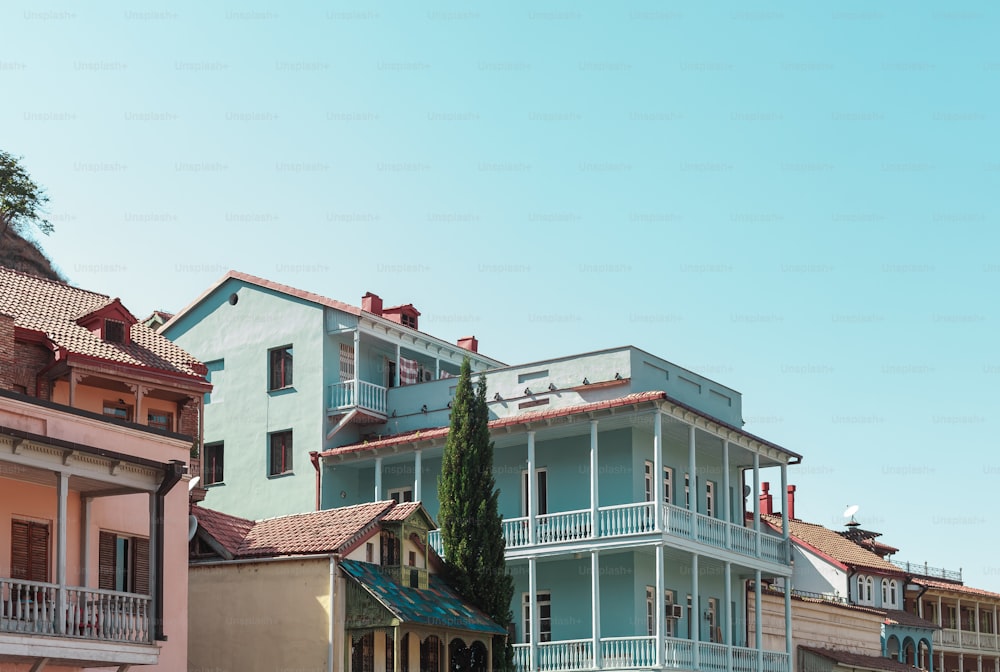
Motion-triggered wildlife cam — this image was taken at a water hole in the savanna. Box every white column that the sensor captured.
[55,471,68,634]
[753,453,761,558]
[394,344,401,387]
[435,358,440,380]
[784,574,793,658]
[978,655,983,672]
[653,412,663,531]
[374,457,383,501]
[354,329,361,398]
[688,425,697,512]
[414,450,422,501]
[529,557,538,671]
[590,421,599,539]
[592,550,602,668]
[724,561,733,672]
[655,545,664,666]
[692,554,700,669]
[939,595,944,627]
[780,462,790,564]
[722,440,731,525]
[80,496,92,586]
[755,570,763,671]
[977,601,982,647]
[527,431,536,545]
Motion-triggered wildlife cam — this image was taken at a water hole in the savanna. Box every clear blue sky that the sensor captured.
[5,2,999,590]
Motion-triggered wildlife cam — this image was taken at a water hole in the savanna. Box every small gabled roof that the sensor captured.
[340,559,507,635]
[882,609,940,630]
[0,265,209,382]
[761,514,904,575]
[911,577,1000,601]
[800,646,923,672]
[190,505,254,556]
[381,501,427,523]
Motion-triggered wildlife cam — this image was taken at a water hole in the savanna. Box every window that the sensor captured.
[147,411,173,432]
[644,461,654,502]
[204,442,224,485]
[12,384,27,395]
[881,578,889,605]
[889,580,898,608]
[687,594,694,639]
[104,319,125,344]
[340,343,355,381]
[351,632,374,672]
[685,473,690,508]
[857,574,875,605]
[707,597,718,642]
[103,401,133,422]
[10,520,49,582]
[401,313,417,329]
[381,530,400,565]
[268,430,293,476]
[664,467,673,505]
[946,605,957,629]
[99,531,149,594]
[408,551,416,567]
[205,359,224,404]
[706,481,716,518]
[388,487,413,503]
[268,345,293,390]
[365,543,374,563]
[646,586,656,636]
[665,590,676,637]
[523,592,551,643]
[522,469,548,516]
[420,635,441,671]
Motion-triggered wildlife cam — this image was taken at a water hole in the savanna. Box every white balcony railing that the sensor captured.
[328,380,387,416]
[601,636,655,669]
[1,578,152,644]
[663,636,694,669]
[699,641,730,672]
[537,510,592,544]
[599,502,655,537]
[538,639,593,670]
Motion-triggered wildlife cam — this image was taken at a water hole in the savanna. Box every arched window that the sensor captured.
[882,578,889,605]
[865,576,875,604]
[857,574,872,603]
[889,580,898,607]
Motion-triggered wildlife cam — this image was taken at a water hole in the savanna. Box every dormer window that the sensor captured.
[401,313,417,329]
[105,319,126,344]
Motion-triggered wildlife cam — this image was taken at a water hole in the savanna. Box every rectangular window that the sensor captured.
[340,343,355,381]
[646,586,656,636]
[665,590,676,637]
[103,401,133,422]
[664,467,673,505]
[99,531,149,594]
[685,473,690,508]
[204,442,224,485]
[523,592,552,643]
[147,411,173,432]
[365,543,374,563]
[644,461,654,502]
[706,481,716,518]
[388,487,414,503]
[104,319,125,344]
[205,359,224,404]
[10,520,49,582]
[401,313,417,329]
[268,345,293,390]
[521,469,548,516]
[707,597,718,642]
[408,551,416,567]
[268,430,293,476]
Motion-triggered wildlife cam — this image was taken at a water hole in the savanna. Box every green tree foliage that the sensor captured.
[439,357,515,671]
[0,151,53,240]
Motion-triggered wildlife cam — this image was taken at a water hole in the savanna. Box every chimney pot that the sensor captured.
[759,481,773,516]
[786,485,796,520]
[362,292,383,316]
[457,336,479,353]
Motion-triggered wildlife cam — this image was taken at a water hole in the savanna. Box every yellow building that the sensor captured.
[188,500,505,672]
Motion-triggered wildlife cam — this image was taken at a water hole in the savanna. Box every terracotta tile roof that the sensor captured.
[883,609,940,630]
[323,391,671,456]
[761,514,904,575]
[0,265,209,382]
[340,559,506,635]
[191,504,254,555]
[381,501,424,522]
[193,501,399,558]
[912,577,1000,601]
[800,646,924,672]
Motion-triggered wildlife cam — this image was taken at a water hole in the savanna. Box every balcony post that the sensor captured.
[722,440,731,549]
[590,421,599,539]
[592,550,601,669]
[753,453,761,558]
[354,329,361,400]
[653,411,663,532]
[692,553,700,669]
[754,570,763,668]
[724,561,733,671]
[688,425,696,513]
[939,595,943,628]
[977,601,982,647]
[55,471,69,634]
[529,556,538,671]
[414,450,422,501]
[527,431,536,545]
[785,575,793,661]
[394,344,401,387]
[80,495,92,587]
[780,462,789,563]
[655,544,664,667]
[375,457,383,502]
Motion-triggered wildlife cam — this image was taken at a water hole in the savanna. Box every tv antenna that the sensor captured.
[843,504,860,528]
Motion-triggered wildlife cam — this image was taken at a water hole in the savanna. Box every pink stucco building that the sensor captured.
[0,266,210,671]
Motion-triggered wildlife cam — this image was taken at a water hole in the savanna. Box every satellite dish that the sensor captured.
[743,485,752,498]
[188,476,201,492]
[843,504,859,518]
[188,514,199,541]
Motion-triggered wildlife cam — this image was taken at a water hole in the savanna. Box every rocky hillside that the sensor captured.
[0,229,64,281]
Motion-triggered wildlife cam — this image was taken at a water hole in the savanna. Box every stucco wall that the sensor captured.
[188,557,331,672]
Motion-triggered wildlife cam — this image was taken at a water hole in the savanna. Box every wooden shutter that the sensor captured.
[339,343,355,380]
[133,537,150,595]
[99,531,117,590]
[11,520,49,582]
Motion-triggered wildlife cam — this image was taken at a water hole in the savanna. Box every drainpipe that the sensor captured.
[310,452,322,511]
[154,460,186,641]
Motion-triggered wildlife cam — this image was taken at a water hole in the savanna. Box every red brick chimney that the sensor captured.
[786,485,796,520]
[759,482,773,515]
[457,336,478,353]
[361,292,383,316]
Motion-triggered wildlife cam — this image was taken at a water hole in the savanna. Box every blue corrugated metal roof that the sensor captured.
[340,559,506,635]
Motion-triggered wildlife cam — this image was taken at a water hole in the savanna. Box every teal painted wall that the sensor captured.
[164,279,326,520]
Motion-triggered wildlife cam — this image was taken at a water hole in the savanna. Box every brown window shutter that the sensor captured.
[10,520,30,580]
[99,531,117,590]
[133,537,150,595]
[29,523,49,583]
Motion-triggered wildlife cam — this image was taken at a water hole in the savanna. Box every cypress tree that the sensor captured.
[439,357,515,671]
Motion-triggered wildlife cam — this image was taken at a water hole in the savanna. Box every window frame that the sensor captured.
[10,519,50,583]
[268,430,293,476]
[522,591,552,643]
[388,487,414,503]
[268,345,294,391]
[521,468,548,516]
[664,466,673,505]
[204,442,225,485]
[103,401,134,422]
[646,586,656,636]
[146,410,174,432]
[706,480,716,518]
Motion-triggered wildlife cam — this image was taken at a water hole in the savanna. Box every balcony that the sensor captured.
[328,380,388,417]
[892,559,962,582]
[1,578,152,644]
[428,502,787,566]
[510,636,790,672]
[937,628,1000,651]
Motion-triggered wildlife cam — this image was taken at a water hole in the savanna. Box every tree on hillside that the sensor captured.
[439,357,515,672]
[0,151,53,240]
